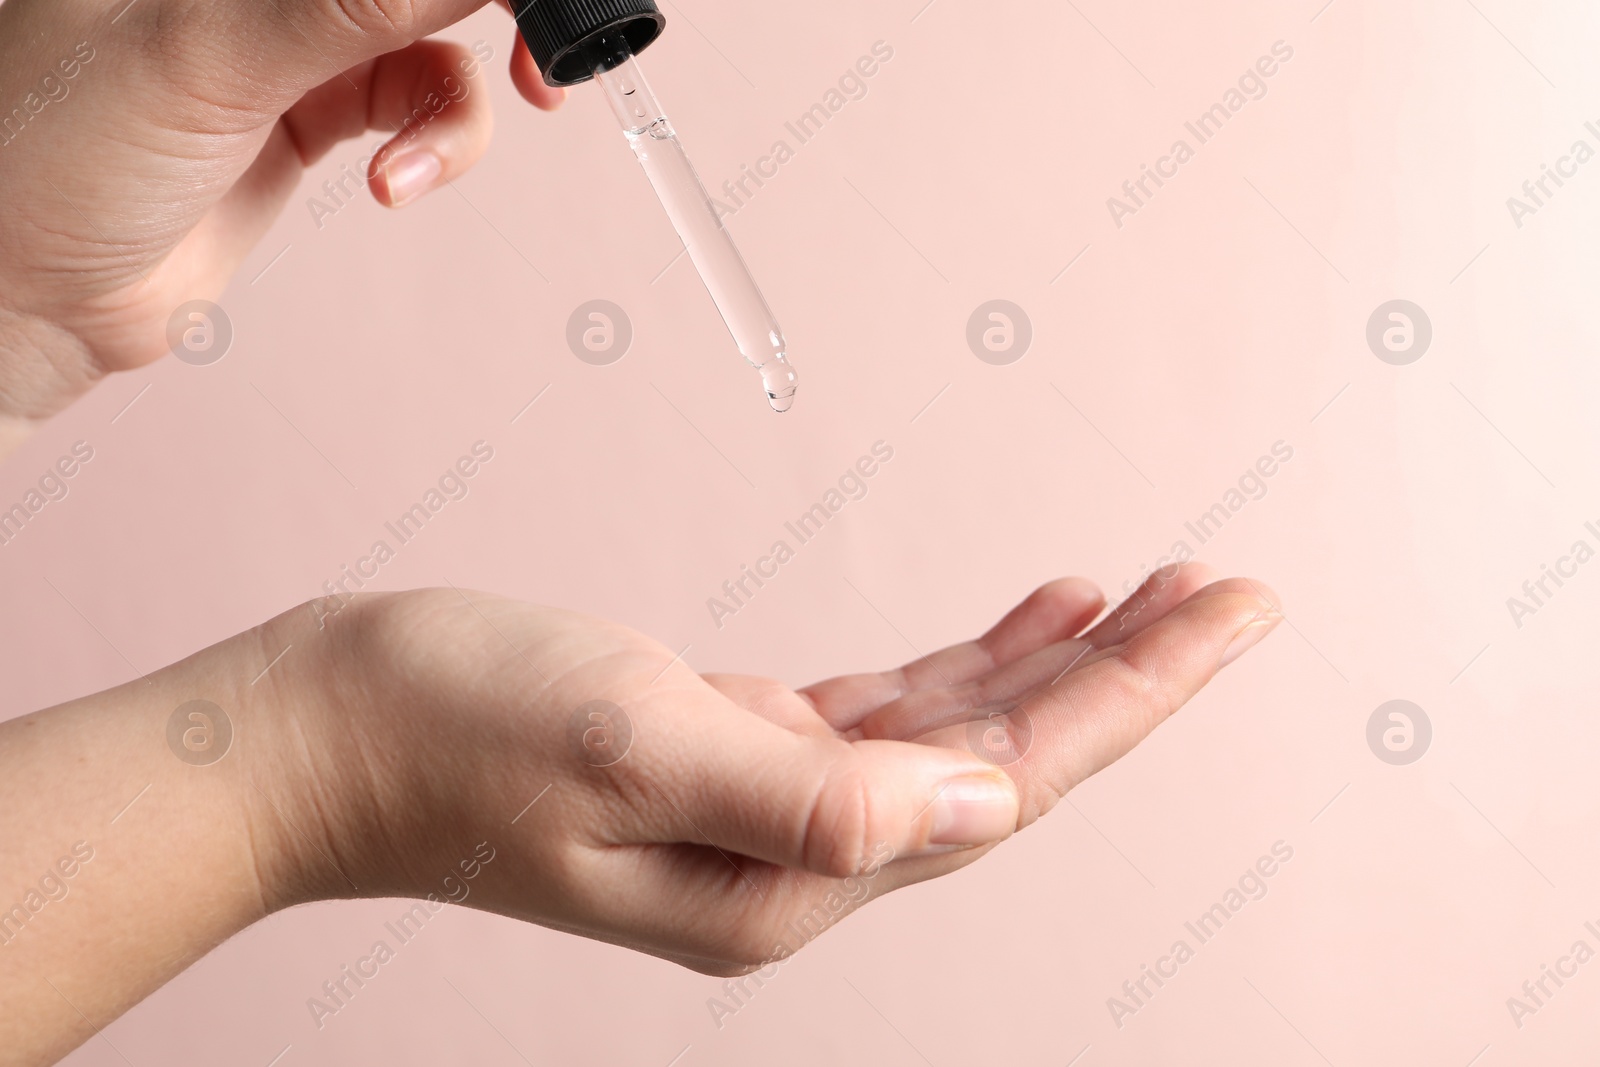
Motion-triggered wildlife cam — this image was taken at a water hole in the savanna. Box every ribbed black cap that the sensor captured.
[513,0,667,87]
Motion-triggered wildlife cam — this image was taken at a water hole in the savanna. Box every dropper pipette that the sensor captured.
[588,39,798,413]
[508,1,797,413]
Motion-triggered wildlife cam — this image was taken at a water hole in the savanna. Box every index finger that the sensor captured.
[800,577,1106,731]
[914,579,1282,826]
[497,0,569,108]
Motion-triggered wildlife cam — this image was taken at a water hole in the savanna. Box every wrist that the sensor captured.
[239,592,481,913]
[233,596,380,912]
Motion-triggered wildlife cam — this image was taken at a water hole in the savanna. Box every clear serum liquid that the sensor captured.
[593,51,799,413]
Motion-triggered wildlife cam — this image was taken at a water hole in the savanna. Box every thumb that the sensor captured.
[661,724,1021,879]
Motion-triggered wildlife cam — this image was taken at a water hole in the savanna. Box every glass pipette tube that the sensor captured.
[590,44,798,413]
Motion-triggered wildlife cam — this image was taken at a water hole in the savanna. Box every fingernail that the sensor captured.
[1219,610,1282,669]
[925,775,1017,850]
[380,150,442,206]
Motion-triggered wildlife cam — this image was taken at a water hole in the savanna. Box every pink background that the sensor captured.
[5,0,1599,1062]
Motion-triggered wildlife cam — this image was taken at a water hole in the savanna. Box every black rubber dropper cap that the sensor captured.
[513,0,667,87]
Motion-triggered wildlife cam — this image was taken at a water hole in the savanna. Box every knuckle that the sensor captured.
[1098,646,1169,719]
[329,0,418,41]
[801,752,873,880]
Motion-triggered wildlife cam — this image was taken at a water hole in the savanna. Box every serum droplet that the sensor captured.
[760,354,798,413]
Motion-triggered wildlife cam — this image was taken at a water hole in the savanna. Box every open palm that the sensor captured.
[275,563,1278,976]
